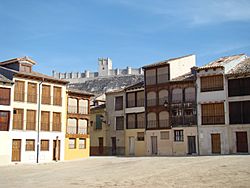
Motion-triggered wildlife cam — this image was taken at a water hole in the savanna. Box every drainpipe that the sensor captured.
[36,79,43,163]
[195,81,200,156]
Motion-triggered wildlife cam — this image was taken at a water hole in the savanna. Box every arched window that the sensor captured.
[172,88,182,103]
[185,87,195,102]
[159,111,169,128]
[147,112,157,128]
[147,91,157,107]
[158,89,168,106]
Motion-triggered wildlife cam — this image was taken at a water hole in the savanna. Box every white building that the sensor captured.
[0,57,68,164]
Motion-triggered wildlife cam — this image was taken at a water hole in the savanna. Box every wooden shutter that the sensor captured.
[26,110,36,130]
[0,88,10,105]
[41,140,49,151]
[53,87,62,106]
[27,82,37,103]
[53,112,61,131]
[136,91,144,107]
[42,85,51,104]
[13,109,24,130]
[0,111,10,131]
[41,111,50,131]
[127,92,135,107]
[14,81,25,101]
[95,115,102,129]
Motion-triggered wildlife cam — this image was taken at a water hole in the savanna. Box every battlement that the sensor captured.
[52,58,144,82]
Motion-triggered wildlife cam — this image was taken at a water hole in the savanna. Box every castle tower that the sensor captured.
[98,58,112,77]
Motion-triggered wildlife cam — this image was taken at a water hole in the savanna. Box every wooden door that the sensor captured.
[188,136,196,154]
[211,134,221,154]
[53,140,60,161]
[151,136,158,155]
[111,137,116,155]
[12,139,21,162]
[129,137,135,155]
[98,137,104,155]
[236,132,248,153]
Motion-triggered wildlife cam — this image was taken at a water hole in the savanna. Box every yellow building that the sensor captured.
[64,89,94,160]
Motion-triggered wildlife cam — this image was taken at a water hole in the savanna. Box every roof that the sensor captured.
[197,54,245,71]
[170,72,195,82]
[0,65,68,84]
[0,56,36,65]
[0,74,13,84]
[67,88,94,96]
[90,104,106,111]
[125,81,144,91]
[142,54,193,69]
[227,57,250,76]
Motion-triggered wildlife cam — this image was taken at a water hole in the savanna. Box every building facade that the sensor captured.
[0,57,68,163]
[65,89,93,160]
[143,55,197,156]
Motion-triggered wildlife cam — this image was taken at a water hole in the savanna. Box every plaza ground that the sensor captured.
[0,155,250,188]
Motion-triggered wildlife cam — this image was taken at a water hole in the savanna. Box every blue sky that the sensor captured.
[0,0,250,75]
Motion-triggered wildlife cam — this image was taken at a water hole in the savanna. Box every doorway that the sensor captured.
[151,136,157,155]
[12,139,21,162]
[129,136,135,155]
[98,137,104,155]
[236,132,248,153]
[53,140,60,161]
[188,136,196,154]
[211,134,221,154]
[111,137,116,155]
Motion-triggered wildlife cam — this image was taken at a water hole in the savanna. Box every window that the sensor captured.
[27,82,37,103]
[26,139,35,151]
[116,116,124,130]
[26,110,36,130]
[137,132,144,141]
[147,91,156,107]
[0,111,10,131]
[13,109,24,130]
[53,112,61,131]
[69,138,76,149]
[0,87,10,105]
[174,130,184,142]
[53,87,62,106]
[79,138,86,149]
[68,98,77,113]
[200,75,223,92]
[158,89,168,106]
[136,91,144,107]
[79,99,88,114]
[42,85,51,105]
[95,114,102,129]
[146,69,156,85]
[41,140,49,151]
[172,88,182,103]
[67,118,77,134]
[127,92,135,108]
[14,80,25,102]
[147,112,157,129]
[78,119,88,134]
[161,131,169,140]
[115,96,123,110]
[228,77,250,97]
[159,111,169,128]
[229,101,250,124]
[20,64,31,72]
[41,111,50,131]
[201,103,225,125]
[184,87,195,102]
[157,66,169,84]
[127,114,136,129]
[137,113,145,128]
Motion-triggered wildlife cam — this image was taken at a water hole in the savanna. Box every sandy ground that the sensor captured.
[0,155,250,188]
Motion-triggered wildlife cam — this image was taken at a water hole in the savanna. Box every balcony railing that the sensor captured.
[52,123,61,131]
[137,120,145,128]
[53,97,62,106]
[26,121,36,130]
[0,96,10,105]
[67,125,77,134]
[171,116,184,126]
[184,115,197,125]
[147,120,157,129]
[159,98,168,106]
[27,94,37,103]
[14,92,25,102]
[12,120,23,130]
[41,123,50,131]
[159,119,170,128]
[147,99,156,107]
[202,116,225,125]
